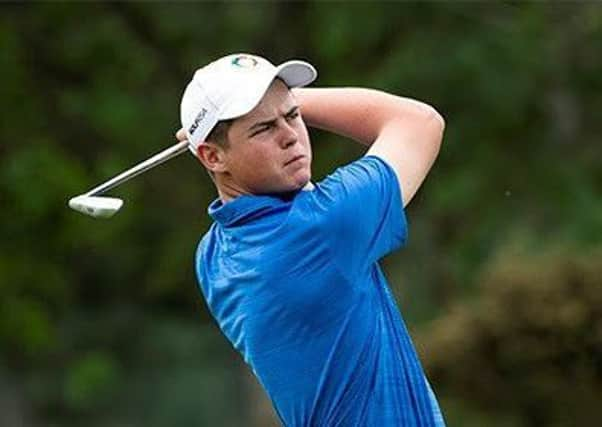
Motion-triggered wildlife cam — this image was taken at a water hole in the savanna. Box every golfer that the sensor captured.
[177,53,446,426]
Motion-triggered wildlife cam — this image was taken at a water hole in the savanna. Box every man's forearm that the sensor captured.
[292,87,442,147]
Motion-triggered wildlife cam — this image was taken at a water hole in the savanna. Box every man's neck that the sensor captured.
[217,181,315,204]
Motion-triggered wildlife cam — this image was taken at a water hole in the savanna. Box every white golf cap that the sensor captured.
[180,53,317,156]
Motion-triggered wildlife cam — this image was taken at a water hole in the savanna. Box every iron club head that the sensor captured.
[68,196,124,219]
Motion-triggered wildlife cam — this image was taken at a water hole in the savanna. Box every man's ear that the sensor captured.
[196,143,228,173]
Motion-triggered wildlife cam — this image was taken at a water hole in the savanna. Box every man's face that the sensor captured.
[220,79,312,195]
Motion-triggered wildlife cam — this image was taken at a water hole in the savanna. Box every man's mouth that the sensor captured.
[284,155,305,166]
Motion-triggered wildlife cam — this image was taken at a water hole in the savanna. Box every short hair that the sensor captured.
[206,119,233,147]
[202,119,233,178]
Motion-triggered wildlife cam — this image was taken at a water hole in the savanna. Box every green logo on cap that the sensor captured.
[231,55,258,69]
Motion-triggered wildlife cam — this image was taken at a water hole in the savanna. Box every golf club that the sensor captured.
[68,140,189,218]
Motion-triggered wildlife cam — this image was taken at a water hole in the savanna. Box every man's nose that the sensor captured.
[278,120,298,148]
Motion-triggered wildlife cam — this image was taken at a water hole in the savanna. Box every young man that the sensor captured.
[177,53,446,426]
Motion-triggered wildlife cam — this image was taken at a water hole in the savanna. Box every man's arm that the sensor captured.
[292,88,445,207]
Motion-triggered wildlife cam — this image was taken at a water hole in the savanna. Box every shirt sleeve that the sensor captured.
[307,155,408,279]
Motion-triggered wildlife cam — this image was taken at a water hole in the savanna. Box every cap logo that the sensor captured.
[231,55,258,69]
[188,107,208,135]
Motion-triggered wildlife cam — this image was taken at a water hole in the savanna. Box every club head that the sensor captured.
[68,195,124,218]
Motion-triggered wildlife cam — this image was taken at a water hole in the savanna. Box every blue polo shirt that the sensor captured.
[195,156,445,426]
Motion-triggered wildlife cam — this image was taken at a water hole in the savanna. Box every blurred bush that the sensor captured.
[421,244,602,427]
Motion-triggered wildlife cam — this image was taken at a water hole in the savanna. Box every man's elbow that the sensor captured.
[422,103,445,133]
[432,108,446,133]
[409,100,445,134]
[422,105,445,154]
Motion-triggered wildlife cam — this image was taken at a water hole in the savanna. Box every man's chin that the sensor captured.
[267,178,311,197]
[255,170,312,195]
[294,169,311,187]
[280,180,309,193]
[291,175,311,192]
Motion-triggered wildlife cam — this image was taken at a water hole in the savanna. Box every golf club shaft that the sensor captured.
[84,141,190,197]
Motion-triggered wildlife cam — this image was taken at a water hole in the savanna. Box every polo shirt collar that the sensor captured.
[208,193,295,227]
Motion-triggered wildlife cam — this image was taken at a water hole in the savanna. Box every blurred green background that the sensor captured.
[1,2,601,426]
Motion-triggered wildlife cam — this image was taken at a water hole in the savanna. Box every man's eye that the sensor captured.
[251,126,270,137]
[287,111,300,120]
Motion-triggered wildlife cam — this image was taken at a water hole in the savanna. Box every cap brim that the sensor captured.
[276,60,317,88]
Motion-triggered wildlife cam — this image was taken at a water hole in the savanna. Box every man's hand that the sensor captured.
[175,128,188,142]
